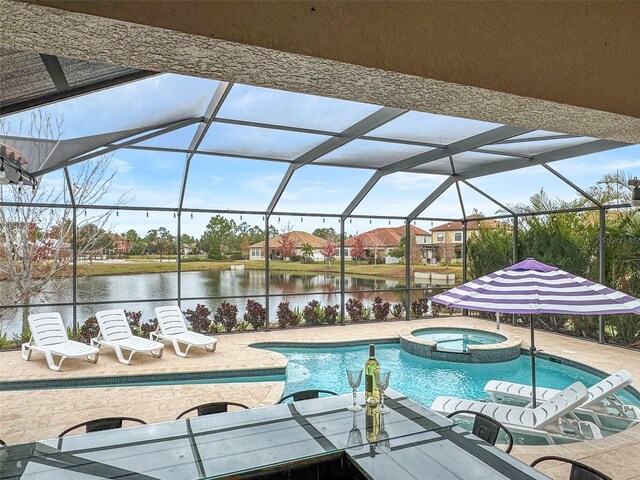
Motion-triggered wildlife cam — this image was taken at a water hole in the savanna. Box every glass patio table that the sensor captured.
[0,389,549,479]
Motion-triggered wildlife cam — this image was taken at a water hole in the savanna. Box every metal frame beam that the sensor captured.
[39,54,70,93]
[455,182,466,221]
[494,134,580,145]
[178,82,233,211]
[404,219,411,321]
[341,171,384,218]
[35,117,203,176]
[461,180,515,216]
[407,177,457,221]
[267,107,406,213]
[379,125,531,174]
[177,82,233,305]
[0,71,156,117]
[598,208,606,343]
[460,140,626,180]
[63,167,77,336]
[542,163,602,207]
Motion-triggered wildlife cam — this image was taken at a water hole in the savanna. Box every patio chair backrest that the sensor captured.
[27,313,68,347]
[530,455,613,480]
[95,310,133,342]
[446,409,514,453]
[58,417,147,437]
[532,382,587,428]
[155,306,188,335]
[277,389,338,404]
[176,401,249,419]
[584,369,632,408]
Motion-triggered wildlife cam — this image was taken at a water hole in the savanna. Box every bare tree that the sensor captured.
[368,233,385,264]
[0,112,127,333]
[438,242,457,266]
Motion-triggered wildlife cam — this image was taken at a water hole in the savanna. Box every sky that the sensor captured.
[2,73,640,238]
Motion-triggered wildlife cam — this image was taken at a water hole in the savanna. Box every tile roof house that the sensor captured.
[345,225,431,264]
[431,215,506,263]
[248,231,329,260]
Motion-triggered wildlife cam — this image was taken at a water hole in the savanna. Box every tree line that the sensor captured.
[466,171,640,347]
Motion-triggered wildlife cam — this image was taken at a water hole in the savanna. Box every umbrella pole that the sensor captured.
[530,314,537,409]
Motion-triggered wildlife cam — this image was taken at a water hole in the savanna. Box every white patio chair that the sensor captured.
[431,382,602,445]
[152,306,217,358]
[22,312,99,372]
[92,309,163,365]
[484,369,639,427]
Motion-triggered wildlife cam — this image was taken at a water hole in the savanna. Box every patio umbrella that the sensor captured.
[431,257,640,407]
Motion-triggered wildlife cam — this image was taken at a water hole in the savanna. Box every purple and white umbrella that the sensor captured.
[432,258,640,406]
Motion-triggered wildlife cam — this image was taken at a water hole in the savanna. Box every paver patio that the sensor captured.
[1,316,639,479]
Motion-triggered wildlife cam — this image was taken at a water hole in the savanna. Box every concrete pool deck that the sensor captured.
[1,316,639,479]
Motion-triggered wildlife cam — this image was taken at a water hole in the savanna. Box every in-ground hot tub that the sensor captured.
[399,326,521,363]
[414,328,506,352]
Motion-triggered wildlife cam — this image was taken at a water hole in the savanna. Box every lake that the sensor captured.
[0,269,451,335]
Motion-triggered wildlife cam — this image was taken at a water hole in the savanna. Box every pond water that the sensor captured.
[0,269,445,335]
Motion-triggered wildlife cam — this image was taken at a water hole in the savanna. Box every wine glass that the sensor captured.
[375,415,391,453]
[375,369,391,414]
[346,368,363,412]
[347,411,363,451]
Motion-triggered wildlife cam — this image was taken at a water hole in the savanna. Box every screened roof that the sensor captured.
[0,48,152,116]
[0,52,635,221]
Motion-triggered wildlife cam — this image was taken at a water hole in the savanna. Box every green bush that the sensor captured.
[346,298,364,322]
[276,301,296,328]
[244,299,266,330]
[371,297,390,321]
[302,300,322,326]
[183,304,212,333]
[411,298,429,318]
[391,302,404,319]
[323,304,339,325]
[80,316,100,343]
[214,302,239,332]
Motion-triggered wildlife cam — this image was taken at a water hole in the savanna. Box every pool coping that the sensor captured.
[0,367,286,391]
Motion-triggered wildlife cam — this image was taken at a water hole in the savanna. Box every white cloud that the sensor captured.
[111,158,133,173]
[384,173,441,191]
[245,173,284,194]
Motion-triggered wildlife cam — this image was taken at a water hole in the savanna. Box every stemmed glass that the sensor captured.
[375,415,391,453]
[347,411,363,451]
[375,369,391,414]
[346,368,363,412]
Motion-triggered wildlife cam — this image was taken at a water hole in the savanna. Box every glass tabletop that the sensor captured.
[0,389,454,480]
[346,426,552,480]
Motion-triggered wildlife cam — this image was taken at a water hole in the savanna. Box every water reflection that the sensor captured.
[0,269,444,335]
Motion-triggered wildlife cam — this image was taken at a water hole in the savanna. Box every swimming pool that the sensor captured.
[265,343,640,412]
[413,327,506,352]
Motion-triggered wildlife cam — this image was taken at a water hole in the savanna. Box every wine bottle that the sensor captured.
[364,343,380,407]
[365,403,379,458]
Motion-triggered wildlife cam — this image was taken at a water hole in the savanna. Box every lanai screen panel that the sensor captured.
[366,111,501,145]
[313,139,435,169]
[0,51,633,215]
[216,83,380,132]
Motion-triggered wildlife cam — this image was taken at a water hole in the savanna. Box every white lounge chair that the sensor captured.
[484,370,640,427]
[431,382,602,445]
[92,309,164,365]
[152,306,217,358]
[22,312,99,372]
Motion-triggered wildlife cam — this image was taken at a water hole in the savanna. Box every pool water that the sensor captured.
[414,328,506,352]
[267,343,640,410]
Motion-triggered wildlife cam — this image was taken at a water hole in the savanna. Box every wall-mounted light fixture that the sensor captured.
[630,177,640,208]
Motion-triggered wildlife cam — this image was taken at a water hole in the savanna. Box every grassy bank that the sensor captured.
[72,259,462,279]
